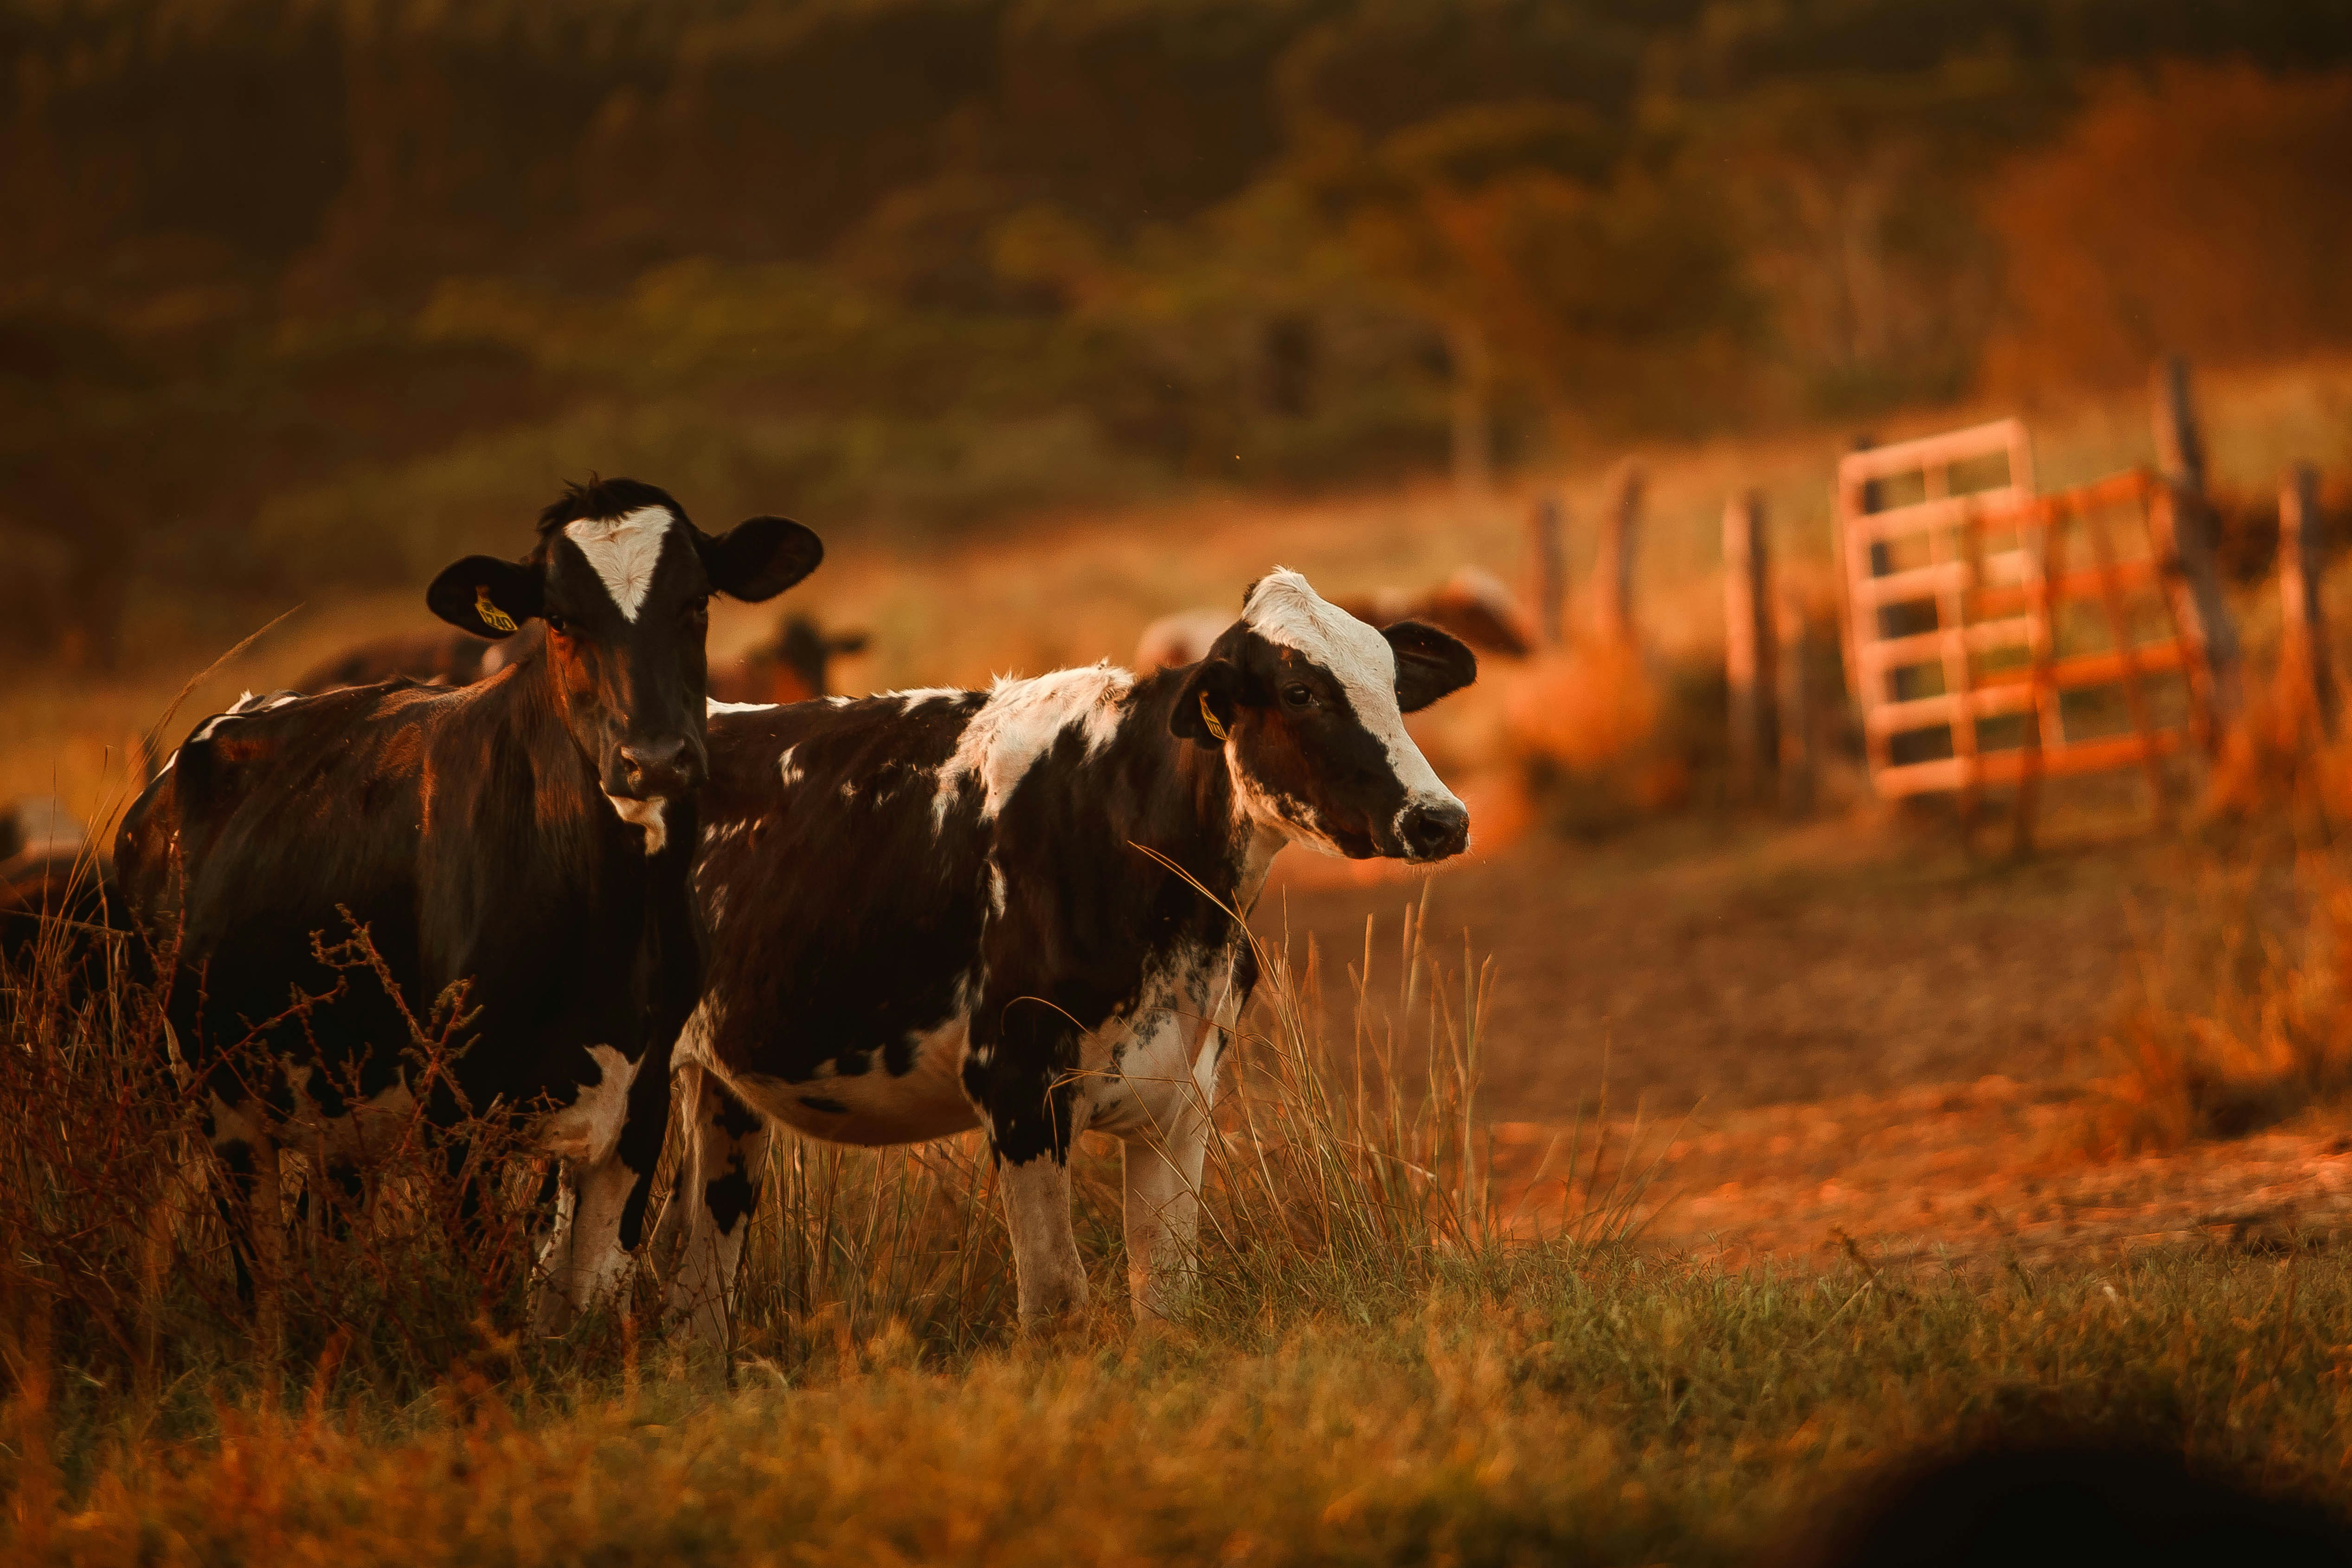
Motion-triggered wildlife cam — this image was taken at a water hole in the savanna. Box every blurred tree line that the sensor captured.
[3,0,2350,667]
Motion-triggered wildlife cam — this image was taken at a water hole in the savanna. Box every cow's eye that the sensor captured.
[1281,682,1315,709]
[685,595,711,622]
[543,612,570,636]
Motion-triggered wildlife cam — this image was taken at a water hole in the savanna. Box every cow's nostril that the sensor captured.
[618,740,696,795]
[1400,802,1470,861]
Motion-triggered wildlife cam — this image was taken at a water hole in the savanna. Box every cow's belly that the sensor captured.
[725,1017,982,1147]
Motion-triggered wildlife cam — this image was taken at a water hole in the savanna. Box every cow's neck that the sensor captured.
[472,638,639,877]
[1124,672,1273,920]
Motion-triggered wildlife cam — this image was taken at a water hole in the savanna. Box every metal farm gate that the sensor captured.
[1835,419,2211,828]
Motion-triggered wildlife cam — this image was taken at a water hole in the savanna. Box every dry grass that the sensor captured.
[8,886,2352,1563]
[2089,849,2352,1155]
[0,892,1649,1532]
[12,1228,2352,1564]
[2087,578,2352,1153]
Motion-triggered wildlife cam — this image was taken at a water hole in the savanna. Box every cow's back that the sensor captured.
[115,676,639,1107]
[118,686,448,1074]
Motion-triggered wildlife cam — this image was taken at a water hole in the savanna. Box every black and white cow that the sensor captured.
[115,478,823,1330]
[663,569,1475,1337]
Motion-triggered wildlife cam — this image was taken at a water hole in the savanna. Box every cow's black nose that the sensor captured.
[619,739,699,797]
[1399,801,1469,861]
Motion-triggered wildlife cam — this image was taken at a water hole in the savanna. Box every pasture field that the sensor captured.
[9,846,2352,1564]
[9,360,2352,1561]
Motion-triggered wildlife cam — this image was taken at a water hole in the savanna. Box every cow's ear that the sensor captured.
[427,557,541,640]
[1171,657,1243,751]
[1384,619,1477,713]
[702,516,824,603]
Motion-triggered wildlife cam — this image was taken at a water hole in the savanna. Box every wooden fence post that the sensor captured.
[2150,354,2243,733]
[2279,462,2334,739]
[1723,489,1776,801]
[1776,587,1814,815]
[1526,495,1567,648]
[1594,458,1643,646]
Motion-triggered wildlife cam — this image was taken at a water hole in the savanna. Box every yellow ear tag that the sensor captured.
[1199,692,1229,742]
[474,586,519,635]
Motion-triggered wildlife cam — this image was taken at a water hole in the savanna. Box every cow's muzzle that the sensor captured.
[612,737,704,802]
[1395,800,1470,862]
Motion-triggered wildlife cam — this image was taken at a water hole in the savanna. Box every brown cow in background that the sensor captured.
[293,630,509,692]
[0,797,121,986]
[1136,566,1529,671]
[296,612,867,703]
[707,615,869,705]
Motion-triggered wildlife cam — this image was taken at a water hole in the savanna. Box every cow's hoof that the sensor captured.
[1015,1292,1091,1339]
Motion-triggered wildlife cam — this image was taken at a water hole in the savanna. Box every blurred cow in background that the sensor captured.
[706,614,869,705]
[296,612,866,703]
[292,630,512,693]
[0,796,122,986]
[1136,566,1530,671]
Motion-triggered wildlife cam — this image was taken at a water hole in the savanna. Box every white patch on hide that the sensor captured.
[777,745,802,787]
[604,792,668,855]
[886,687,964,710]
[699,1020,980,1148]
[540,1044,639,1166]
[708,698,774,716]
[187,688,299,745]
[932,664,1133,830]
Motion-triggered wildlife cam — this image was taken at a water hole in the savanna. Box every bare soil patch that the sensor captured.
[1258,812,2352,1271]
[1494,1081,2352,1273]
[1257,814,2179,1120]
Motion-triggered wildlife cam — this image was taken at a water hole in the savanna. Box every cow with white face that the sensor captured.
[116,478,823,1333]
[665,569,1475,1339]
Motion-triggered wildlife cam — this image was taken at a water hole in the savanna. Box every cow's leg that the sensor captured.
[213,1126,287,1351]
[1118,1013,1222,1324]
[996,1151,1085,1325]
[533,1153,641,1334]
[532,1044,674,1336]
[206,1092,285,1337]
[665,1063,771,1347]
[967,990,1088,1326]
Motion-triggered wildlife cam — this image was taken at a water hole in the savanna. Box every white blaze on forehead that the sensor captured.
[564,505,678,621]
[933,663,1134,829]
[1242,568,1459,809]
